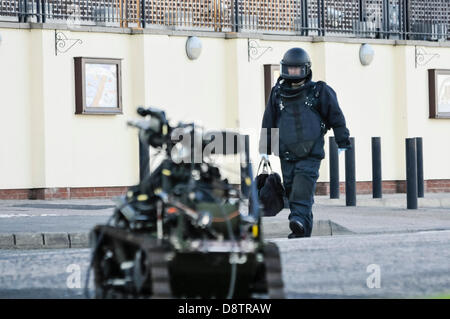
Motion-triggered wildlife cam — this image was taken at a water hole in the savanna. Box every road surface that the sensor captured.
[1,229,449,298]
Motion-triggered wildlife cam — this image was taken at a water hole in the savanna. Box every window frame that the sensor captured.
[74,57,123,115]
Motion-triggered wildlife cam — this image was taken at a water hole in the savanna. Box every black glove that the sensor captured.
[338,139,352,150]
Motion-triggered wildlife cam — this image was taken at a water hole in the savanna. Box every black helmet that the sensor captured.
[280,47,311,81]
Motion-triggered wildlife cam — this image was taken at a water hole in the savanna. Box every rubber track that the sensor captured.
[93,226,172,298]
[149,246,172,298]
[264,242,285,299]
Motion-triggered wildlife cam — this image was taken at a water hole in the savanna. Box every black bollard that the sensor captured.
[371,137,382,198]
[329,136,340,199]
[345,137,356,206]
[415,137,424,198]
[240,135,250,198]
[139,139,150,182]
[406,138,418,209]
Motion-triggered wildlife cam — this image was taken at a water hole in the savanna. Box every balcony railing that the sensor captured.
[0,0,448,41]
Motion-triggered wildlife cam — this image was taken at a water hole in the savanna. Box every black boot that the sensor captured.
[288,219,305,239]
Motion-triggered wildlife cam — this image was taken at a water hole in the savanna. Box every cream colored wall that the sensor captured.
[29,29,47,188]
[320,42,410,183]
[0,26,449,190]
[318,43,450,182]
[142,35,231,130]
[403,45,450,180]
[0,29,139,189]
[0,28,236,189]
[0,29,33,188]
[141,35,241,183]
[40,30,138,188]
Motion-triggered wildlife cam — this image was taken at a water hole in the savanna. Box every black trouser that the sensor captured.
[280,157,322,237]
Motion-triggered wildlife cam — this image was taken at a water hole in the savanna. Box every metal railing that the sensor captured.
[0,0,448,41]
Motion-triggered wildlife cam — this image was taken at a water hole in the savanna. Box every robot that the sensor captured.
[89,107,284,299]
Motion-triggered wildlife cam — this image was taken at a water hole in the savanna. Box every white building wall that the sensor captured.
[0,26,449,190]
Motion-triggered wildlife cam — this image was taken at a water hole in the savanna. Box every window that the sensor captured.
[74,57,123,115]
[428,69,450,119]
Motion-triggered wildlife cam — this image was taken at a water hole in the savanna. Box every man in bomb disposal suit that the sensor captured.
[259,47,352,238]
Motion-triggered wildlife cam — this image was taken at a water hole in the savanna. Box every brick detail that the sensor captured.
[0,186,129,200]
[1,180,450,200]
[425,179,450,193]
[315,180,445,196]
[0,189,29,200]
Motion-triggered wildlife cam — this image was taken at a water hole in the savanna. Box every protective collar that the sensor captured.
[277,71,313,99]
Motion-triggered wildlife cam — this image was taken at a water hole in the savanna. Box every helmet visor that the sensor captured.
[281,63,310,80]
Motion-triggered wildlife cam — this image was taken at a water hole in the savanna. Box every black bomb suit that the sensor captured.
[259,69,351,237]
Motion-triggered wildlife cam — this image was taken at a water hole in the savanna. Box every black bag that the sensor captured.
[254,160,286,217]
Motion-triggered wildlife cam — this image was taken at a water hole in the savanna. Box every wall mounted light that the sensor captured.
[359,43,374,66]
[186,36,202,60]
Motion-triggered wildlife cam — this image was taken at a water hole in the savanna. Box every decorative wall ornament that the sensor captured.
[415,46,440,68]
[55,31,83,56]
[248,39,273,62]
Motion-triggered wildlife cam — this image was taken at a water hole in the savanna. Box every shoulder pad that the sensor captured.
[315,81,326,89]
[313,81,325,98]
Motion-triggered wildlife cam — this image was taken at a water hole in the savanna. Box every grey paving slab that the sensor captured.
[315,193,450,209]
[312,205,450,235]
[0,216,110,234]
[262,219,338,238]
[15,233,44,249]
[0,198,115,217]
[0,235,14,249]
[12,204,115,210]
[43,233,70,249]
[69,233,90,249]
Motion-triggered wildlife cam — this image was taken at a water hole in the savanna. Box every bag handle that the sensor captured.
[257,158,273,175]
